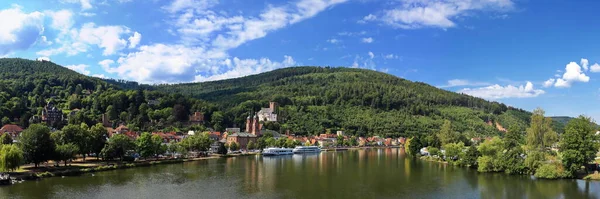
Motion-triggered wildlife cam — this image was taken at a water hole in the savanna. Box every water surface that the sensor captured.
[1,148,599,199]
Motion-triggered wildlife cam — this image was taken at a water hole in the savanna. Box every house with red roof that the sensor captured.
[0,124,23,142]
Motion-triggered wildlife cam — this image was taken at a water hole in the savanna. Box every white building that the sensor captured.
[257,102,278,122]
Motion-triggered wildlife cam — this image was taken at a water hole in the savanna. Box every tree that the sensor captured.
[406,136,423,157]
[0,134,12,145]
[167,141,180,157]
[560,116,600,176]
[349,136,358,146]
[500,126,525,174]
[100,134,134,161]
[257,138,267,149]
[285,138,295,148]
[89,123,107,159]
[136,132,155,159]
[438,120,458,145]
[336,135,344,146]
[1,117,10,126]
[247,141,256,150]
[211,111,224,132]
[229,142,239,151]
[58,124,87,158]
[152,134,164,158]
[526,108,557,151]
[461,146,480,168]
[106,105,117,121]
[19,124,55,167]
[443,142,464,162]
[54,143,79,166]
[0,144,23,171]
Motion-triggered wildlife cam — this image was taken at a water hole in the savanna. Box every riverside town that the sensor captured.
[1,0,600,198]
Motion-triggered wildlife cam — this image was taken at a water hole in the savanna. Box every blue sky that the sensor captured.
[1,0,600,120]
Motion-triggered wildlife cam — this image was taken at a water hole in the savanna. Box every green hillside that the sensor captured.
[0,58,568,138]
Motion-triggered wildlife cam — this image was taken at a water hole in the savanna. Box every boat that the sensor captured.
[292,146,322,154]
[262,148,293,156]
[0,173,11,186]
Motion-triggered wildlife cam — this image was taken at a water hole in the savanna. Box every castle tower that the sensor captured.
[269,102,277,112]
[252,114,259,136]
[246,115,252,133]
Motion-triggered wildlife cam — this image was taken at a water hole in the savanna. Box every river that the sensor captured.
[1,148,600,199]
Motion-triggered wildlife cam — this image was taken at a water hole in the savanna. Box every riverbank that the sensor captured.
[8,153,260,183]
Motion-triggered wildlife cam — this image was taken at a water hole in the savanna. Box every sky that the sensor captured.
[1,0,600,120]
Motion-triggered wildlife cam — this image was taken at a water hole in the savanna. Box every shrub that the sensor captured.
[534,163,568,179]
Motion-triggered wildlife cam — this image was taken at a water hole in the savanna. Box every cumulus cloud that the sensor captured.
[357,14,376,23]
[128,32,141,48]
[0,5,45,54]
[102,0,346,84]
[554,61,590,88]
[459,81,544,99]
[368,51,374,59]
[61,0,93,10]
[591,63,600,73]
[362,37,373,43]
[338,31,366,36]
[38,22,138,56]
[351,54,376,70]
[581,58,589,71]
[543,78,555,88]
[36,57,51,61]
[65,64,90,75]
[376,0,514,29]
[47,10,74,31]
[438,79,490,88]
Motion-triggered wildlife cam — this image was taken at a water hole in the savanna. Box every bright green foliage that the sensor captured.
[560,116,600,176]
[500,126,526,174]
[477,156,496,172]
[257,138,267,149]
[427,147,440,157]
[526,108,558,151]
[443,142,464,162]
[438,120,458,145]
[524,151,545,173]
[0,144,23,171]
[349,136,358,146]
[54,143,79,166]
[0,134,12,145]
[88,124,107,158]
[534,163,568,179]
[180,133,211,152]
[478,137,504,156]
[476,137,504,172]
[100,134,134,160]
[19,124,55,167]
[136,133,156,159]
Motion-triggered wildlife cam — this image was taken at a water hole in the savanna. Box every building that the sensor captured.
[257,102,278,122]
[336,131,344,136]
[147,100,160,106]
[41,101,63,125]
[189,112,204,124]
[0,124,23,142]
[226,132,257,150]
[152,132,183,143]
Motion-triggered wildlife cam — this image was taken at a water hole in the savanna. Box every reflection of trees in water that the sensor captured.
[475,172,599,199]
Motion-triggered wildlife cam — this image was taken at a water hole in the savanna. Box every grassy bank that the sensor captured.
[11,153,259,182]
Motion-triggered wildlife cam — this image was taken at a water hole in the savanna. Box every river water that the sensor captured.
[1,148,600,199]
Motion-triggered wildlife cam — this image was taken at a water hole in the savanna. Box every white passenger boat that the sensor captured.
[262,148,293,156]
[292,146,321,154]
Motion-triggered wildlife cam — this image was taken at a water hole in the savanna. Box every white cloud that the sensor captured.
[459,81,544,99]
[361,37,373,43]
[128,32,141,48]
[36,57,51,61]
[65,64,91,75]
[47,10,74,31]
[92,74,107,78]
[162,0,218,13]
[384,54,399,59]
[327,38,341,44]
[61,0,93,10]
[37,36,52,46]
[357,14,376,23]
[80,12,96,17]
[194,55,296,82]
[543,78,555,88]
[438,79,490,88]
[368,51,374,59]
[0,5,45,54]
[378,0,514,29]
[581,58,589,71]
[351,54,376,70]
[38,22,137,56]
[591,63,600,73]
[554,61,590,88]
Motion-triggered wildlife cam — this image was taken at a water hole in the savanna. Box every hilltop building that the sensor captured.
[257,102,278,122]
[189,112,204,124]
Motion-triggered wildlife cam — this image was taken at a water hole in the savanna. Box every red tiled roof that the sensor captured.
[0,124,23,133]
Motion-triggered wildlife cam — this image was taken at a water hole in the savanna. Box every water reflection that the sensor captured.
[1,148,600,199]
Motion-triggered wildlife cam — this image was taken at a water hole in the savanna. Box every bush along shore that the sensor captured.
[407,109,600,180]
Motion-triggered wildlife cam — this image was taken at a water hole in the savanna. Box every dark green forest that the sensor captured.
[0,58,573,138]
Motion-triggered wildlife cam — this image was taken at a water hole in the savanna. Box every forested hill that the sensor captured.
[0,58,564,138]
[154,67,540,137]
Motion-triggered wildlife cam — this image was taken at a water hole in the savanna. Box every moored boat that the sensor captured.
[292,146,321,154]
[262,148,293,156]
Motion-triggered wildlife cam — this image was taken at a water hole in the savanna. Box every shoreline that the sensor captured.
[7,153,260,183]
[6,146,401,185]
